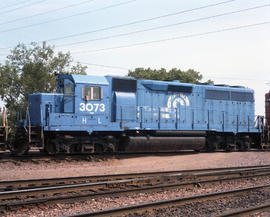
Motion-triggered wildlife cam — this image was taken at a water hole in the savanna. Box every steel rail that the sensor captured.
[0,151,201,160]
[0,149,269,160]
[65,184,270,217]
[216,202,270,216]
[2,166,270,207]
[1,165,270,191]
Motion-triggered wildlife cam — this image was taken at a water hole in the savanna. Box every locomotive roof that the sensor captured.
[72,74,109,85]
[60,74,252,93]
[59,74,109,85]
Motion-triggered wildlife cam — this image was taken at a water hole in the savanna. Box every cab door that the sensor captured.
[64,79,74,113]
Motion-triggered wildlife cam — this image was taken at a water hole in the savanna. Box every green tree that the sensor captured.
[128,67,213,84]
[0,42,87,124]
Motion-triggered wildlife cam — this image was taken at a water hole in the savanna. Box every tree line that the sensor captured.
[0,42,212,124]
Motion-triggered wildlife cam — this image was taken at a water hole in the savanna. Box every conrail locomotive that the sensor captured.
[0,74,269,155]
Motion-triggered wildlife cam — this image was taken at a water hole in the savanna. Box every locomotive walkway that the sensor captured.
[1,165,270,209]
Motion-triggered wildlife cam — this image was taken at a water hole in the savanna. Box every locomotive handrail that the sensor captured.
[40,104,44,148]
[112,104,259,135]
[27,107,31,144]
[255,115,264,132]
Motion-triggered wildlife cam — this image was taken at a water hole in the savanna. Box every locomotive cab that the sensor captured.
[55,74,108,127]
[58,77,75,113]
[13,74,110,155]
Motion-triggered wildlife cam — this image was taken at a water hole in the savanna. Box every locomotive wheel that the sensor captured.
[94,144,103,154]
[240,141,250,151]
[11,128,29,156]
[107,143,116,153]
[236,141,243,151]
[237,136,250,151]
[225,144,234,152]
[46,139,59,155]
[12,140,29,156]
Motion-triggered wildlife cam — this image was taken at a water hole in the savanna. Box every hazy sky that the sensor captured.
[0,0,269,115]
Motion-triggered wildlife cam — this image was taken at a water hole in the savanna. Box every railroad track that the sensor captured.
[67,184,270,217]
[0,151,200,164]
[1,165,270,208]
[216,202,270,217]
[1,164,270,191]
[0,150,269,162]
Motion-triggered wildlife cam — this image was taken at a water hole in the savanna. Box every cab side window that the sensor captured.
[83,86,102,100]
[84,87,92,100]
[92,87,100,100]
[65,83,74,95]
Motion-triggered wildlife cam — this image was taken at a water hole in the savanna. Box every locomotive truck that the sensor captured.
[3,74,269,155]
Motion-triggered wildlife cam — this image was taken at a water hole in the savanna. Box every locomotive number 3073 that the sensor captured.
[79,103,105,112]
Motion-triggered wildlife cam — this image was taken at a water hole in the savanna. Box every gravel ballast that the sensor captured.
[1,152,270,180]
[4,169,270,216]
[2,151,270,216]
[133,189,270,217]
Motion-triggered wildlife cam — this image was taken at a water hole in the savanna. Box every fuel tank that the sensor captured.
[123,136,205,152]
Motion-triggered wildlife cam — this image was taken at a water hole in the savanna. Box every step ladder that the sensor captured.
[26,107,44,149]
[28,126,44,148]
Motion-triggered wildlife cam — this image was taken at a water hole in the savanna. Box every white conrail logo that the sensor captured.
[159,94,190,119]
[167,94,190,109]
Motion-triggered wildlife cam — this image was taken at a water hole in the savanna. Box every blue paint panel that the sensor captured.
[26,74,260,135]
[63,79,74,113]
[29,93,63,126]
[28,94,42,126]
[114,92,136,121]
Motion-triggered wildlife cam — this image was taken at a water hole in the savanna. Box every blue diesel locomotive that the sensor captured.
[12,74,263,155]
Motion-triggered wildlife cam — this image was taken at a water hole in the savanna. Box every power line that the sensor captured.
[0,0,47,15]
[57,4,270,47]
[43,0,238,44]
[0,0,238,50]
[0,0,38,11]
[71,21,270,54]
[80,61,129,70]
[0,0,96,27]
[0,51,129,70]
[0,0,137,34]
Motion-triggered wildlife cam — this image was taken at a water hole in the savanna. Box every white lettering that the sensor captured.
[100,104,105,112]
[79,103,105,113]
[80,103,85,111]
[93,104,99,112]
[86,103,93,112]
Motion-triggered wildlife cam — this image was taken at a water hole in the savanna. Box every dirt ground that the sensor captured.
[1,151,270,180]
